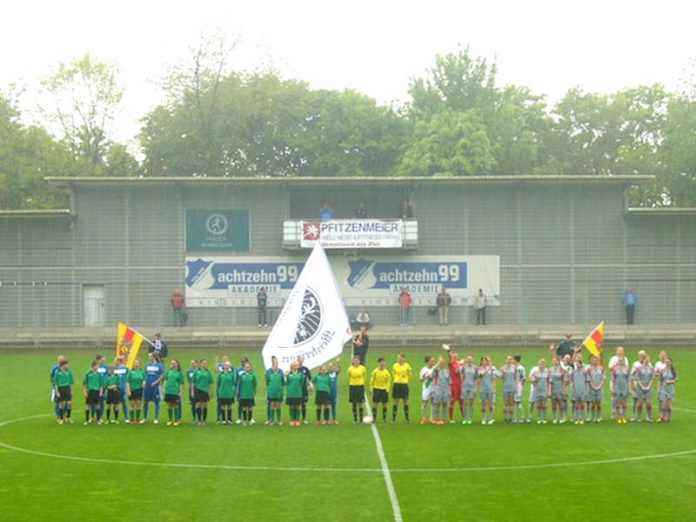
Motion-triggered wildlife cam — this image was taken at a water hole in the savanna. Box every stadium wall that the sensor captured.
[1,176,695,330]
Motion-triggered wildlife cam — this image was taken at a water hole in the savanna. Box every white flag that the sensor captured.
[262,244,352,371]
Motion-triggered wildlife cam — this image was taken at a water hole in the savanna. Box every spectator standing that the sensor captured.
[399,287,412,325]
[436,287,452,326]
[257,287,268,328]
[352,326,370,365]
[401,199,414,219]
[473,288,487,325]
[320,202,334,220]
[356,309,371,329]
[623,287,637,325]
[355,202,367,219]
[171,289,186,326]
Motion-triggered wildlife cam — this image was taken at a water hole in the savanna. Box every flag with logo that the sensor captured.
[262,243,352,371]
[582,321,604,357]
[116,322,147,369]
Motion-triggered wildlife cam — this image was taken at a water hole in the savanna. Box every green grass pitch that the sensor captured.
[0,346,694,521]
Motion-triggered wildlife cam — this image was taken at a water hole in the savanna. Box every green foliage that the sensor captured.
[0,95,73,209]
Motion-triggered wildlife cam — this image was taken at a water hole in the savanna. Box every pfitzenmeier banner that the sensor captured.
[185,254,500,307]
[300,219,402,248]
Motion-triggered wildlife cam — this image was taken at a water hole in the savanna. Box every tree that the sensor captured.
[40,53,123,170]
[0,94,74,209]
[404,48,550,176]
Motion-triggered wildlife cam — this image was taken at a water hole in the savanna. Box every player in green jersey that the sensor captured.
[104,365,122,423]
[265,358,285,426]
[126,359,146,424]
[286,361,305,427]
[237,362,257,426]
[217,362,236,424]
[163,359,185,426]
[54,359,74,424]
[193,359,214,426]
[312,365,333,425]
[83,361,103,425]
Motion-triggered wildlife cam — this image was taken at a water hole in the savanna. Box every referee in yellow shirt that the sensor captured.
[370,358,392,423]
[392,353,413,422]
[347,356,368,423]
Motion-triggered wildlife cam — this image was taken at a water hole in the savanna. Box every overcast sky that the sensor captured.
[2,0,694,143]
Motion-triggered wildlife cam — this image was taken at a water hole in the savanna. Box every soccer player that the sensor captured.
[477,356,499,425]
[327,358,341,424]
[352,326,369,366]
[217,361,236,425]
[530,359,550,424]
[369,358,391,424]
[264,356,279,424]
[143,353,164,424]
[571,355,587,424]
[126,359,146,424]
[53,359,74,424]
[286,362,305,426]
[215,354,232,423]
[298,355,312,425]
[459,355,478,424]
[634,355,655,422]
[114,356,129,423]
[50,355,67,423]
[612,355,630,424]
[235,357,248,424]
[104,365,122,423]
[654,350,669,374]
[95,354,109,422]
[526,359,539,422]
[431,357,451,425]
[186,359,198,422]
[608,346,629,419]
[419,356,435,424]
[630,350,648,421]
[391,353,412,422]
[347,356,368,423]
[163,359,184,426]
[657,357,677,423]
[193,359,214,425]
[587,355,605,422]
[513,355,526,423]
[446,349,463,423]
[549,355,568,424]
[265,358,285,425]
[313,365,334,424]
[500,355,517,424]
[237,362,257,425]
[82,361,102,425]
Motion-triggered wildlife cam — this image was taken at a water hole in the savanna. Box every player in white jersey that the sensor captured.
[654,350,668,374]
[608,346,629,419]
[526,363,539,422]
[419,356,435,424]
[513,355,526,423]
[630,350,648,421]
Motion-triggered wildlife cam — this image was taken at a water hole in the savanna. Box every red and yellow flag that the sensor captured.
[116,322,146,369]
[582,321,604,357]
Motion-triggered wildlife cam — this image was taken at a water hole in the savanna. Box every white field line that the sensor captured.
[364,396,403,522]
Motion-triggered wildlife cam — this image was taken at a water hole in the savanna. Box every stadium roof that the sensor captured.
[46,175,655,186]
[0,209,73,218]
[627,207,696,216]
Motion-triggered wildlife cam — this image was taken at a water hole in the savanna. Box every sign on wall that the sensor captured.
[301,219,403,249]
[186,209,249,252]
[185,255,500,307]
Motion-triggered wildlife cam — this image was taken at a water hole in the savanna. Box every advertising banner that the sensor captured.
[186,209,249,252]
[300,219,403,249]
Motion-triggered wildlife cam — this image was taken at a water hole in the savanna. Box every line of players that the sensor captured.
[49,346,677,426]
[421,346,678,425]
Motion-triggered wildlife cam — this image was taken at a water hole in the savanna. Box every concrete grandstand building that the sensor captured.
[1,175,694,345]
